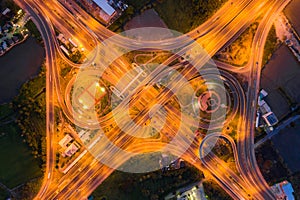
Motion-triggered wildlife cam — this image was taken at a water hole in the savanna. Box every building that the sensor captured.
[262,112,278,126]
[6,38,14,46]
[93,0,116,16]
[165,182,207,200]
[2,8,11,15]
[60,45,70,56]
[259,100,271,113]
[59,134,73,148]
[68,38,78,48]
[271,181,295,200]
[63,142,80,157]
[259,89,268,99]
[2,41,8,50]
[57,33,67,44]
[91,0,117,23]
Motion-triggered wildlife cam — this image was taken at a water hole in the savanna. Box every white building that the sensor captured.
[59,134,73,148]
[93,0,116,16]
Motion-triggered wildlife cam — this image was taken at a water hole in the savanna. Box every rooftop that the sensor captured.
[93,0,115,16]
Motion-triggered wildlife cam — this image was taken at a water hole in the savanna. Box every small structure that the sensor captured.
[6,38,14,46]
[259,89,268,99]
[257,88,279,128]
[63,142,80,157]
[271,181,295,200]
[255,111,261,128]
[2,41,8,50]
[60,45,70,56]
[262,112,278,126]
[59,134,73,148]
[2,8,11,15]
[68,38,78,48]
[57,33,67,44]
[93,0,116,16]
[91,0,117,23]
[259,100,271,113]
[165,182,207,200]
[12,36,20,43]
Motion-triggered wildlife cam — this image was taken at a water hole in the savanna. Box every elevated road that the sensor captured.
[13,0,291,199]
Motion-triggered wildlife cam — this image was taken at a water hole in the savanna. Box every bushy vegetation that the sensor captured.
[25,20,42,42]
[110,0,228,33]
[0,63,46,199]
[155,0,228,33]
[0,0,20,15]
[215,22,259,66]
[13,64,47,170]
[93,159,203,200]
[203,180,232,200]
[262,25,279,66]
[255,141,289,185]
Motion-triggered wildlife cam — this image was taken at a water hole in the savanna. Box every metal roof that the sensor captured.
[93,0,115,16]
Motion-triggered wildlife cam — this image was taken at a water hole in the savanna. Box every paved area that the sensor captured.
[124,9,174,41]
[272,118,300,173]
[260,45,300,120]
[284,0,300,35]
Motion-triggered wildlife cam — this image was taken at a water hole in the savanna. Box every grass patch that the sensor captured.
[0,123,42,188]
[262,25,279,66]
[155,0,228,33]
